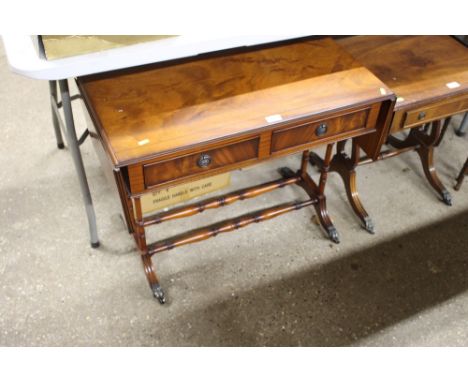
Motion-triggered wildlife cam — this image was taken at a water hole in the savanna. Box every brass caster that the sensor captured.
[151,284,166,304]
[363,217,375,234]
[327,227,340,244]
[441,190,452,206]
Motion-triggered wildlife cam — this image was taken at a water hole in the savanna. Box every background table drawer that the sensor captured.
[270,108,371,154]
[143,138,259,188]
[404,95,468,128]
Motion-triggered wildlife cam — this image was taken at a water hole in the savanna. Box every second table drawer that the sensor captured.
[270,107,371,154]
[403,95,468,128]
[143,138,259,188]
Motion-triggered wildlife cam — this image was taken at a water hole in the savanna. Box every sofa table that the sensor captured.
[309,35,468,233]
[78,37,395,303]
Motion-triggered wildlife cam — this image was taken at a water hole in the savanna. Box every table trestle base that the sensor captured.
[310,119,453,234]
[132,149,338,303]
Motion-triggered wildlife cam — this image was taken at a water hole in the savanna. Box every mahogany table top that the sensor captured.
[78,37,392,166]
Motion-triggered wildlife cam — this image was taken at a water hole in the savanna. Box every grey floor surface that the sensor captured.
[1,42,468,346]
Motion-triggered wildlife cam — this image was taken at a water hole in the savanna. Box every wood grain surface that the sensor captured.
[78,37,393,166]
[338,35,468,113]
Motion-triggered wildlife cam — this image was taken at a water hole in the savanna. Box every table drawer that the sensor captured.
[404,95,468,128]
[270,108,371,154]
[143,138,259,188]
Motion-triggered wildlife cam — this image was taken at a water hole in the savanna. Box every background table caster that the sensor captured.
[151,284,166,304]
[277,167,296,179]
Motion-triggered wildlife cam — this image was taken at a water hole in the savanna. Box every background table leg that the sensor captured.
[455,112,468,137]
[58,79,100,248]
[49,80,64,149]
[455,157,468,191]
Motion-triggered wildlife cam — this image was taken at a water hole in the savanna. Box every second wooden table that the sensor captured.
[315,35,468,233]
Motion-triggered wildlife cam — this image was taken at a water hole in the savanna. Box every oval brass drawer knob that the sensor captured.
[315,123,328,136]
[197,153,212,168]
[418,111,426,120]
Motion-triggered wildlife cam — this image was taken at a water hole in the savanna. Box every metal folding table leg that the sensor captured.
[455,112,468,137]
[49,80,65,149]
[58,79,100,248]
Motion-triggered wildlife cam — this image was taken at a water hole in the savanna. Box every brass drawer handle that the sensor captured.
[418,111,426,120]
[315,123,328,136]
[197,153,212,168]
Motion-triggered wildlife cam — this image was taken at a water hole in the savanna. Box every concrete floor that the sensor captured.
[1,43,468,347]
